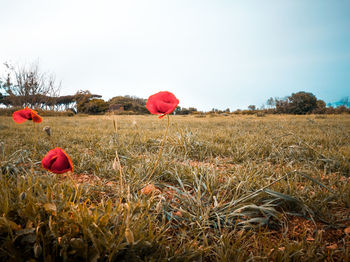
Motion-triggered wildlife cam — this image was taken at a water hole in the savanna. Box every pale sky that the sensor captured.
[0,0,349,111]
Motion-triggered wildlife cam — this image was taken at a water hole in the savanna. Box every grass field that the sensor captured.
[0,114,350,261]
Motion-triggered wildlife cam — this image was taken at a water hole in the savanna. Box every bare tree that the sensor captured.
[0,61,61,108]
[266,97,275,108]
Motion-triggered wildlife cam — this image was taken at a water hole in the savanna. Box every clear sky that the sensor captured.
[0,0,349,111]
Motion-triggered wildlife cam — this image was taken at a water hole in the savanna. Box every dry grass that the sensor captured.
[0,114,350,261]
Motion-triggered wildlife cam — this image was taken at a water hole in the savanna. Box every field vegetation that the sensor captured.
[0,114,350,261]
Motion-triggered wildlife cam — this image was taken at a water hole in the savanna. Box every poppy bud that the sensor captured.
[19,192,26,201]
[125,227,134,245]
[34,243,42,258]
[43,126,51,136]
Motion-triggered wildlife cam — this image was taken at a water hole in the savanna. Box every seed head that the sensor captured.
[43,126,51,136]
[125,227,134,245]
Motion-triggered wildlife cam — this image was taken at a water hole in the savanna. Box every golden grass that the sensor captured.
[0,114,349,261]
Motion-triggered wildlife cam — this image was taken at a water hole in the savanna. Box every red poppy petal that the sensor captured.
[51,154,70,173]
[61,148,74,173]
[12,108,32,123]
[155,101,171,114]
[12,111,29,123]
[42,150,57,170]
[145,102,157,115]
[156,100,178,115]
[146,91,179,116]
[31,112,42,123]
[23,107,33,119]
[48,155,58,167]
[29,109,42,123]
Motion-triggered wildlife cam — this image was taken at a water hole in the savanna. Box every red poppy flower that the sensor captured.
[41,147,73,174]
[146,91,179,118]
[12,107,42,123]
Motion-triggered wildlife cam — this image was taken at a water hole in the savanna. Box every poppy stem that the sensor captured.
[148,115,170,180]
[48,135,56,148]
[33,121,38,160]
[115,149,124,193]
[112,116,124,193]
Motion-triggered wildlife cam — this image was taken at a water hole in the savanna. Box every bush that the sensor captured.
[78,99,109,114]
[108,96,149,115]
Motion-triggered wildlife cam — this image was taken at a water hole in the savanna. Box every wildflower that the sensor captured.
[41,147,73,174]
[145,91,179,179]
[12,107,42,123]
[146,91,179,118]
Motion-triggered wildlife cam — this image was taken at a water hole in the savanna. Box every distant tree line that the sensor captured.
[235,92,349,115]
[263,92,349,114]
[1,62,349,115]
[0,62,149,115]
[0,62,203,115]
